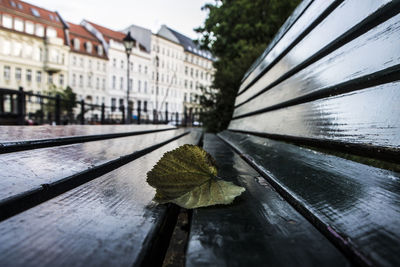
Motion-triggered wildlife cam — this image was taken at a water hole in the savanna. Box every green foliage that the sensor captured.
[196,0,300,132]
[44,86,77,120]
[146,144,245,209]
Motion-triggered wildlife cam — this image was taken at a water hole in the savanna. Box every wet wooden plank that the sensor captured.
[0,124,172,142]
[234,11,400,118]
[239,0,334,93]
[230,82,400,157]
[0,129,189,219]
[236,0,395,106]
[219,131,400,266]
[186,134,349,267]
[240,0,313,87]
[0,131,202,267]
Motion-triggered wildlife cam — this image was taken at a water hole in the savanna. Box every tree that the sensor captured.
[196,0,300,132]
[44,85,77,123]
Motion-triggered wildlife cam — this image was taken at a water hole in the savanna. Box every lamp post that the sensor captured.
[123,31,135,124]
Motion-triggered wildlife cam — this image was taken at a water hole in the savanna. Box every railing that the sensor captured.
[0,87,201,126]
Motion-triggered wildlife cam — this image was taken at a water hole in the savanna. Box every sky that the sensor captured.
[26,0,211,39]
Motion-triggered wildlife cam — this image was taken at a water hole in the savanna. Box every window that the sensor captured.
[144,66,148,74]
[73,39,80,50]
[111,98,116,111]
[72,74,76,86]
[190,81,193,89]
[15,68,22,81]
[26,69,32,82]
[103,62,106,71]
[46,27,57,38]
[79,75,83,87]
[185,66,188,75]
[119,99,124,110]
[59,74,64,86]
[113,58,116,67]
[97,45,103,56]
[120,77,123,90]
[195,70,198,78]
[144,101,147,112]
[35,24,44,36]
[36,71,41,83]
[48,73,53,84]
[112,76,116,89]
[4,66,11,80]
[96,77,99,89]
[129,79,133,91]
[190,68,193,77]
[97,61,100,70]
[88,59,92,69]
[102,78,106,90]
[2,40,11,55]
[2,15,12,28]
[87,75,92,87]
[138,80,141,92]
[184,80,187,89]
[130,62,133,71]
[120,60,124,69]
[144,81,147,93]
[72,56,76,66]
[85,42,92,53]
[31,8,40,17]
[138,64,142,73]
[80,58,84,67]
[14,18,23,31]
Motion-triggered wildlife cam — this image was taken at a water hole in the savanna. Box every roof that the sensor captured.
[0,0,67,42]
[67,22,107,59]
[85,20,126,43]
[124,24,152,53]
[158,25,213,60]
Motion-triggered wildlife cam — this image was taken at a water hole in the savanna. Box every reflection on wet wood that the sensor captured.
[230,83,400,158]
[237,0,394,105]
[234,11,400,117]
[219,131,400,266]
[186,134,349,267]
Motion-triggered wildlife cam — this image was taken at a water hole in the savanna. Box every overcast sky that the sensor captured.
[26,0,211,39]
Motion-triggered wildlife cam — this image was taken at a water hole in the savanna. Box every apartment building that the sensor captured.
[67,22,108,109]
[0,0,69,94]
[156,25,214,120]
[83,20,152,121]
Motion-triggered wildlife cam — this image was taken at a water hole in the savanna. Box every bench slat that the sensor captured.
[230,82,400,159]
[0,131,201,267]
[186,134,349,267]
[0,124,172,142]
[0,129,189,220]
[219,131,400,266]
[234,11,400,118]
[236,0,396,106]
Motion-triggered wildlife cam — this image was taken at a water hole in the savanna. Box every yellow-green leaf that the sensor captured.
[146,144,245,208]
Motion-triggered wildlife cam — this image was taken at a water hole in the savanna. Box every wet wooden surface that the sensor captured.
[0,124,172,142]
[186,134,349,267]
[239,0,333,93]
[219,131,400,266]
[236,0,395,105]
[0,129,187,205]
[234,11,400,117]
[0,131,202,267]
[230,82,400,154]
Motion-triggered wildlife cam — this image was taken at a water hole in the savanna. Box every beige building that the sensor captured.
[0,0,69,94]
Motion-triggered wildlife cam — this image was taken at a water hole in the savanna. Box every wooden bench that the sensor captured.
[188,1,400,267]
[0,125,202,266]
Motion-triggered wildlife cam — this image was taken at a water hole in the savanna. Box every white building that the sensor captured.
[83,20,152,122]
[67,22,108,121]
[156,25,214,122]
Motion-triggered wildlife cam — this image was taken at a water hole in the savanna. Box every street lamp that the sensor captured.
[123,31,135,124]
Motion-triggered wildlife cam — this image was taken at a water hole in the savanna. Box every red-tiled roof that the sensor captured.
[68,22,107,59]
[85,20,126,43]
[0,0,66,42]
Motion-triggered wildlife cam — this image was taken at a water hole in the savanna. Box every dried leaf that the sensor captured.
[147,144,245,209]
